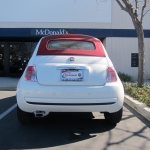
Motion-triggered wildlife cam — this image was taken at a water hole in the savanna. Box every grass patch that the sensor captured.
[118,72,150,107]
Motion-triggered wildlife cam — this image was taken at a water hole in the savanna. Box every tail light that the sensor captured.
[25,66,37,82]
[106,67,117,82]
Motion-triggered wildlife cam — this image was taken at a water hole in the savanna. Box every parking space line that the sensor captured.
[0,103,17,120]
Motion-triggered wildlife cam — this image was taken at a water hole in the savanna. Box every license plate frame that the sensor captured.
[61,69,83,81]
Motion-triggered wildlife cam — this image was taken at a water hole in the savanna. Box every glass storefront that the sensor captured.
[0,42,37,77]
[10,43,23,74]
[0,43,4,76]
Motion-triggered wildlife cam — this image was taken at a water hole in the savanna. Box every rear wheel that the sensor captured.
[17,106,33,124]
[104,108,123,124]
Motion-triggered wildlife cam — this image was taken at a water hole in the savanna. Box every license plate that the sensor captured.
[61,69,83,81]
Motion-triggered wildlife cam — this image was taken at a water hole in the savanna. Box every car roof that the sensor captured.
[41,34,99,41]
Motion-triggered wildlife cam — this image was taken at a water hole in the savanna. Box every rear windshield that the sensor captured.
[47,40,95,50]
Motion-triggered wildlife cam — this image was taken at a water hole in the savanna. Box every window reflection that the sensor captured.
[10,42,37,74]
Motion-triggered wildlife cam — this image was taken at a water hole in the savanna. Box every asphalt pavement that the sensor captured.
[0,80,150,149]
[0,91,150,150]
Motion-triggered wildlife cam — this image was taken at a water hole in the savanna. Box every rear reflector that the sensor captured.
[106,67,117,82]
[25,66,37,82]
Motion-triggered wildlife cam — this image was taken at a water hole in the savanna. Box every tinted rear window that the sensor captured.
[37,35,106,56]
[47,40,95,50]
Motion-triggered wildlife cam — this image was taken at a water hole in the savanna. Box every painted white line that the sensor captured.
[0,103,17,120]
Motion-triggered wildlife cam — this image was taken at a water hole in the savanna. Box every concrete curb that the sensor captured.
[124,94,150,121]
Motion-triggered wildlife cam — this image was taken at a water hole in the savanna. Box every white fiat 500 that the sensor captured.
[17,34,124,124]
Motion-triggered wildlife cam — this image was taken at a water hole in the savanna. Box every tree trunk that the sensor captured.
[131,17,145,87]
[137,26,145,87]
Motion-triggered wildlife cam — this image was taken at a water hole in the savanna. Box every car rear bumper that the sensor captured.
[17,79,124,113]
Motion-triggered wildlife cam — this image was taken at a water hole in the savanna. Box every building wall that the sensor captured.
[104,38,150,80]
[0,1,149,29]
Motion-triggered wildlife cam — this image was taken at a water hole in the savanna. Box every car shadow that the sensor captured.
[0,109,116,149]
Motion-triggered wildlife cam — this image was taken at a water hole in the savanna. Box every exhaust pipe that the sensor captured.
[34,111,46,118]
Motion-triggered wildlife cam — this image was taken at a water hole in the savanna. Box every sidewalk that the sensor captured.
[0,77,150,121]
[0,77,19,91]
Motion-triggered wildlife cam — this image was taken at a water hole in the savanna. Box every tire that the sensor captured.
[17,105,33,124]
[104,107,123,124]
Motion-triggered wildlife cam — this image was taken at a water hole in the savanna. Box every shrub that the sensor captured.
[117,72,150,107]
[118,72,132,82]
[123,82,150,107]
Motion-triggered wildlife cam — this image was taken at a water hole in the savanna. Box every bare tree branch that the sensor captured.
[143,8,150,17]
[116,0,127,12]
[134,0,139,17]
[141,0,148,22]
[122,0,134,15]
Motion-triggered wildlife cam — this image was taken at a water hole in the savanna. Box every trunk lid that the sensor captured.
[34,56,108,86]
